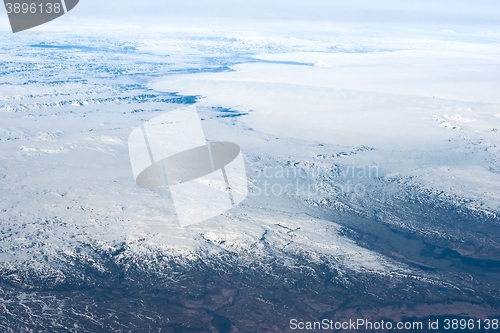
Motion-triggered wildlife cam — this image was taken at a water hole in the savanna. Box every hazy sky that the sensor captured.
[0,0,499,32]
[67,0,499,24]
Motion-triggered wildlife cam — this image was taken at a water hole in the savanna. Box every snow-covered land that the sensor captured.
[0,17,500,331]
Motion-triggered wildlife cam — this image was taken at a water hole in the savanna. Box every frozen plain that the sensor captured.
[0,17,500,331]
